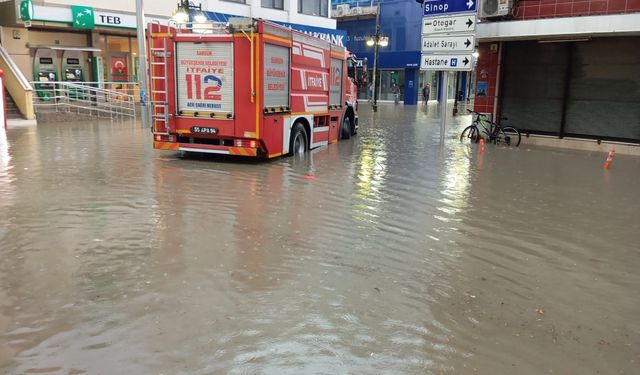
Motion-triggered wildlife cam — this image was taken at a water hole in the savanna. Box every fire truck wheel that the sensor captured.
[290,123,308,156]
[341,116,352,140]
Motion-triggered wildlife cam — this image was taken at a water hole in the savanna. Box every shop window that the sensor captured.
[262,0,284,10]
[447,71,456,100]
[105,36,133,82]
[419,71,438,101]
[378,70,404,101]
[107,36,130,52]
[299,0,328,17]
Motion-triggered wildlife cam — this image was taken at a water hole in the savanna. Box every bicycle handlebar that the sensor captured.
[466,109,490,118]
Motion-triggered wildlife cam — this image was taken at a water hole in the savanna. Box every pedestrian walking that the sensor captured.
[422,84,430,105]
[367,82,373,103]
[391,83,400,104]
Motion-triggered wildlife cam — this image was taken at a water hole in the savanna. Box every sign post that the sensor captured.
[420,0,477,145]
[440,72,448,144]
[135,0,150,129]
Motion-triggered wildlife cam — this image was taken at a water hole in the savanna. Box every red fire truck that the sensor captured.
[148,18,360,158]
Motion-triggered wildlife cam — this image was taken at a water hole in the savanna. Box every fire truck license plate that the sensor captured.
[191,126,218,135]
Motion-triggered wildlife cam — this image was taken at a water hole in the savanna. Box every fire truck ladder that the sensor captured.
[149,20,170,136]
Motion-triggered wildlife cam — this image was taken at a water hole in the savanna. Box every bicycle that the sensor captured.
[460,110,521,147]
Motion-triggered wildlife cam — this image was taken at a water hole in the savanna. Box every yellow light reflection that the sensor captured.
[439,144,472,217]
[352,141,388,222]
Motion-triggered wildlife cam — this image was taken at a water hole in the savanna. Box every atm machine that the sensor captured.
[33,49,59,101]
[62,50,87,99]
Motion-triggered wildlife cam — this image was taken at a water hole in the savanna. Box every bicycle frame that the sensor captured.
[462,110,521,146]
[473,116,499,140]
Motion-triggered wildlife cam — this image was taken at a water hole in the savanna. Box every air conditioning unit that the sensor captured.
[350,7,364,16]
[333,4,350,18]
[480,0,514,18]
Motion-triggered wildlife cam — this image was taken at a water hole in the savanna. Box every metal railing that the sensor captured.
[31,81,138,119]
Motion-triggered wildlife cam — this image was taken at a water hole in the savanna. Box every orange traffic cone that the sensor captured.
[604,149,616,169]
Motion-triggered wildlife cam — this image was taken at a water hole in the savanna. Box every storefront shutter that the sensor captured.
[565,37,640,141]
[500,41,567,134]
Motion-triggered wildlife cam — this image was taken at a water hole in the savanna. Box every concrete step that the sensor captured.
[3,89,24,119]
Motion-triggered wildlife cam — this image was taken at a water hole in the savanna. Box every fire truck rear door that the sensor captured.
[174,41,235,135]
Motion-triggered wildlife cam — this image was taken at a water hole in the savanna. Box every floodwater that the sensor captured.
[1,104,639,374]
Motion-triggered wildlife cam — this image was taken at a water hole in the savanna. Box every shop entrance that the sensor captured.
[419,71,438,102]
[378,70,404,102]
[500,37,640,142]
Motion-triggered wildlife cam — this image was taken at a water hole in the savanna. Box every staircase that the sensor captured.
[4,88,23,119]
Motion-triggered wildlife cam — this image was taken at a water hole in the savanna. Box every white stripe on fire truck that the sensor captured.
[311,140,329,148]
[303,99,327,112]
[179,147,230,155]
[282,116,293,155]
[303,48,325,68]
[299,70,306,90]
[292,42,302,56]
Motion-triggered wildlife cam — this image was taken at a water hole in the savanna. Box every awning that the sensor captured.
[27,44,102,52]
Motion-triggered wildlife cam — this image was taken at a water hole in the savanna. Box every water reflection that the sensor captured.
[0,128,14,209]
[0,111,639,374]
[352,139,388,224]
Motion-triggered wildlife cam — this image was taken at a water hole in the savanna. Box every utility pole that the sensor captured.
[371,3,380,112]
[440,72,448,145]
[135,0,150,129]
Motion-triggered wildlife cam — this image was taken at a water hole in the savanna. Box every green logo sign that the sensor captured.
[20,0,33,21]
[71,5,95,29]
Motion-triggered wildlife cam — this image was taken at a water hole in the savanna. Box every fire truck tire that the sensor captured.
[289,123,308,156]
[341,116,352,140]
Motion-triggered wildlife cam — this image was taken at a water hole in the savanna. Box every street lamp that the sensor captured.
[172,7,189,23]
[365,4,388,112]
[172,0,206,23]
[193,10,207,23]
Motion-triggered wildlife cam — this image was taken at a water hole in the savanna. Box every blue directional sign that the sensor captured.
[423,0,477,17]
[421,54,473,71]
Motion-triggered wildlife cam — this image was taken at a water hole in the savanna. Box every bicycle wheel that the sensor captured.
[501,126,521,147]
[494,126,520,146]
[460,125,479,144]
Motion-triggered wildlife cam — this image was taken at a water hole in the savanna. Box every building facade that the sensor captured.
[334,0,472,105]
[202,0,335,30]
[0,0,336,99]
[474,0,640,143]
[336,0,422,104]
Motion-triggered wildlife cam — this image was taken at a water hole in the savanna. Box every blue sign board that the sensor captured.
[423,0,477,16]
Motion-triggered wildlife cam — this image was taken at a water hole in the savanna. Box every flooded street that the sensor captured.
[1,104,639,374]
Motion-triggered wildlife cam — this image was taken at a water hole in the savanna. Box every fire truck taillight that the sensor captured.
[155,135,175,142]
[235,140,257,148]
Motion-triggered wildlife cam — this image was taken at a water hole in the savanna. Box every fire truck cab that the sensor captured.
[149,18,360,158]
